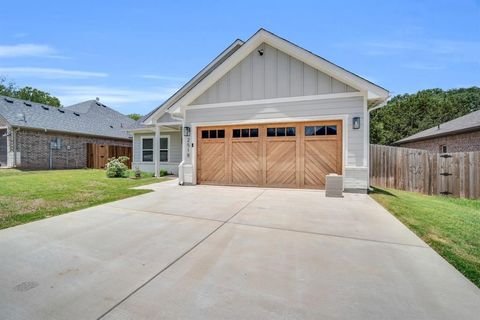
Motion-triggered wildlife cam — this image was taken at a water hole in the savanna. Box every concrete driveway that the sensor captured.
[1,180,479,320]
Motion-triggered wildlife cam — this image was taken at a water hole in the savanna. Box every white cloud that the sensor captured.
[137,74,188,82]
[0,67,108,79]
[0,44,57,58]
[335,39,480,63]
[53,85,178,107]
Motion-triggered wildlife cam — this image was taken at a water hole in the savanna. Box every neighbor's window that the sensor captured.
[440,145,447,153]
[142,138,153,162]
[160,137,169,162]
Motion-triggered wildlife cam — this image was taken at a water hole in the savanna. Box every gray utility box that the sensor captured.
[325,174,343,198]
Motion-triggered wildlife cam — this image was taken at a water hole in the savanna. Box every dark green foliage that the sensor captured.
[370,87,480,145]
[127,113,142,121]
[0,77,61,107]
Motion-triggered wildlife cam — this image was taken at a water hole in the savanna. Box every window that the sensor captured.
[142,138,153,162]
[201,129,225,139]
[305,125,337,136]
[266,127,296,137]
[142,137,169,162]
[232,128,259,138]
[160,137,169,162]
[440,145,447,153]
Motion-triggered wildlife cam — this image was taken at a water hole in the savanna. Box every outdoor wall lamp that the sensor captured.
[184,126,191,137]
[353,117,361,129]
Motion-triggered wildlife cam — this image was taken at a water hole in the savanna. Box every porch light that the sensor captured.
[184,126,191,137]
[353,117,360,129]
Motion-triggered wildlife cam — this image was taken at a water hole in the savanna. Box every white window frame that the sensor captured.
[141,137,154,162]
[159,135,170,163]
[440,145,447,153]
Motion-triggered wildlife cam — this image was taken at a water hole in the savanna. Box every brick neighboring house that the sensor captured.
[395,110,480,153]
[0,96,134,169]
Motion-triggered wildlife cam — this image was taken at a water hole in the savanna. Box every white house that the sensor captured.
[128,29,389,192]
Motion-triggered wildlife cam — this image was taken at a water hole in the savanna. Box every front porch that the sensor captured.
[129,122,182,177]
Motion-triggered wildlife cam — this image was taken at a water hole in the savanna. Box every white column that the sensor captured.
[154,125,160,178]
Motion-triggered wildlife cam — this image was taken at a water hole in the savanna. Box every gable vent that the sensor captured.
[24,102,32,107]
[73,112,80,116]
[4,98,14,103]
[41,105,49,110]
[58,109,65,113]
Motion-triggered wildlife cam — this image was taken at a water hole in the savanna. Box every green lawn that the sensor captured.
[370,187,480,288]
[0,169,163,229]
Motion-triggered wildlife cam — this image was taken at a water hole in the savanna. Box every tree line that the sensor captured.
[370,87,480,145]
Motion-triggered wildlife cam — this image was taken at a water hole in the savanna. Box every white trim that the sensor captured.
[182,92,364,112]
[175,29,388,109]
[189,115,348,186]
[141,136,154,163]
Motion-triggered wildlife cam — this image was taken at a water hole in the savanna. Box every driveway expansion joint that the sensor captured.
[96,190,266,320]
[227,221,428,249]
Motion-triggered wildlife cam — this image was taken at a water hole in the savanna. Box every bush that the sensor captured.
[159,169,168,177]
[106,156,129,178]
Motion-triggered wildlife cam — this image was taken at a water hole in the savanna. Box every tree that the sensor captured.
[127,113,142,121]
[0,77,61,107]
[370,87,480,145]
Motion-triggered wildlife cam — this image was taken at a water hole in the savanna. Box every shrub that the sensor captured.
[106,156,129,178]
[159,169,168,177]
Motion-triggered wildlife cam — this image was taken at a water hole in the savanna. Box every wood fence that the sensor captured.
[87,143,132,169]
[370,144,480,199]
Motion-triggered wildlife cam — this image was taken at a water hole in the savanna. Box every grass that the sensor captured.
[0,169,163,229]
[370,187,480,288]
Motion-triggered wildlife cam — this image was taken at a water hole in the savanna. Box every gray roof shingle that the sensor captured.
[0,96,134,140]
[396,109,480,144]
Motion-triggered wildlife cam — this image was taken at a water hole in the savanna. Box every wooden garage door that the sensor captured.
[197,120,342,189]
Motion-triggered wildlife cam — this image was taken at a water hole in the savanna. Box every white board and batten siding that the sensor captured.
[192,43,358,106]
[132,131,182,175]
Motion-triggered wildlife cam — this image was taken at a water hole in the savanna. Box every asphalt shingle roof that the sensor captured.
[0,96,134,140]
[396,109,480,144]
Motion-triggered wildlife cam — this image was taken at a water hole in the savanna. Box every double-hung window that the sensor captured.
[160,136,169,162]
[142,138,154,162]
[142,137,169,162]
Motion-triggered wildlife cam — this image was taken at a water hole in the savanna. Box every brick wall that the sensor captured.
[398,130,480,153]
[16,128,131,169]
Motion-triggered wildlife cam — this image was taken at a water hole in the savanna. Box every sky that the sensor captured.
[0,0,479,115]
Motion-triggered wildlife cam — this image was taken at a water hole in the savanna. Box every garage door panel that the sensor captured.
[198,141,226,184]
[266,140,297,187]
[232,141,260,186]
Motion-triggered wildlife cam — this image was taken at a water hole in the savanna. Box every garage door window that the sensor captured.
[305,125,337,136]
[201,129,225,139]
[233,128,258,138]
[267,127,296,137]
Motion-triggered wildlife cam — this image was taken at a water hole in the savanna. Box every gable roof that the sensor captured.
[0,96,134,140]
[396,109,480,144]
[169,28,389,113]
[141,39,244,125]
